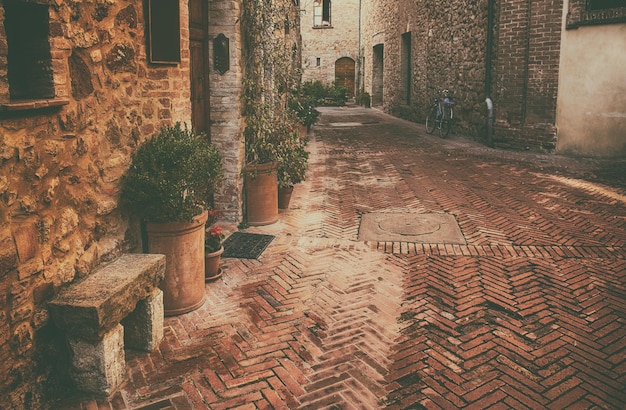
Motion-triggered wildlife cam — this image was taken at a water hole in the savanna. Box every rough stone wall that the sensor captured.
[360,0,563,153]
[209,0,245,221]
[361,0,489,136]
[0,0,193,407]
[300,0,360,87]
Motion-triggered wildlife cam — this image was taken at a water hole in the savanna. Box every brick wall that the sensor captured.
[0,1,194,406]
[492,0,562,152]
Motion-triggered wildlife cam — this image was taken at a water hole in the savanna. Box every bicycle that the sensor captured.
[425,89,455,138]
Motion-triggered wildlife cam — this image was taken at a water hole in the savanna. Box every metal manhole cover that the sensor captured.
[358,212,466,244]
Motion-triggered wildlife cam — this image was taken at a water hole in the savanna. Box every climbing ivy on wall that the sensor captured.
[241,0,301,164]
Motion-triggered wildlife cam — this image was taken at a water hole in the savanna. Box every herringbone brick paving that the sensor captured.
[56,106,625,409]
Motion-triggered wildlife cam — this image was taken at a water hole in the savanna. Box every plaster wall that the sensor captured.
[300,0,360,87]
[557,17,626,157]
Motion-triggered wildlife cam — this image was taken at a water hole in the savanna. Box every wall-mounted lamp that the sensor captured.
[214,34,229,75]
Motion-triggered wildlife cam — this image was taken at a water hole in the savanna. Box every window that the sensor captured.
[3,0,55,100]
[588,0,626,10]
[567,0,626,27]
[316,58,321,66]
[313,0,331,27]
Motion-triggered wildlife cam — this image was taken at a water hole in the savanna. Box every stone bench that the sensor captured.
[49,253,166,396]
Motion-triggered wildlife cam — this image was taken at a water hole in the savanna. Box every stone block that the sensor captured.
[49,253,165,341]
[122,288,163,352]
[68,324,125,396]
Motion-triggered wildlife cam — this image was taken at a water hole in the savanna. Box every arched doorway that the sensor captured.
[335,57,355,97]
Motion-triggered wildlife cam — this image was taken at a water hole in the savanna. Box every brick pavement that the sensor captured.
[55,106,626,409]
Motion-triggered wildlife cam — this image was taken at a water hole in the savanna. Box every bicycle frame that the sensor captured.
[425,89,455,137]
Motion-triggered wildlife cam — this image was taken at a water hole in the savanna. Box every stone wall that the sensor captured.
[361,1,489,136]
[360,0,564,153]
[300,0,360,88]
[209,0,245,221]
[0,0,194,406]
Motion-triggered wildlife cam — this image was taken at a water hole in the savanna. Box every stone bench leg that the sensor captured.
[122,288,164,351]
[67,324,125,396]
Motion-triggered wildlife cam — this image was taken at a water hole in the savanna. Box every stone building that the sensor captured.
[0,0,300,406]
[300,0,361,96]
[357,0,625,157]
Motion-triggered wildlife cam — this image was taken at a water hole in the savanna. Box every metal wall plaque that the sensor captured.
[214,34,230,75]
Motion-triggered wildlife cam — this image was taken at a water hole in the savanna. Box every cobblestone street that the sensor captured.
[61,106,626,409]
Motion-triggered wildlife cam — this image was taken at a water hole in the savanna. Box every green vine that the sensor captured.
[241,0,302,165]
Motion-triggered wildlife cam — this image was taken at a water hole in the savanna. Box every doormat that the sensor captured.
[222,232,275,259]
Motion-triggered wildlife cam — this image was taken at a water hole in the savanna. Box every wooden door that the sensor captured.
[189,0,210,137]
[335,57,355,97]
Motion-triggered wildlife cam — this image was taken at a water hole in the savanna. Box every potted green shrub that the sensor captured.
[289,95,320,136]
[276,130,309,209]
[120,123,223,316]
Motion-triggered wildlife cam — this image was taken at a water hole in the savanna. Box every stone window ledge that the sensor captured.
[0,98,70,112]
[313,25,334,29]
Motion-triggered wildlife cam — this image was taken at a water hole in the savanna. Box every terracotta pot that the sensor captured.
[205,246,224,281]
[244,161,278,226]
[278,186,294,209]
[298,123,308,138]
[146,211,207,316]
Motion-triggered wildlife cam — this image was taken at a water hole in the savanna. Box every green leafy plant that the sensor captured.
[241,0,301,166]
[277,131,309,188]
[289,95,320,127]
[120,123,223,223]
[356,91,371,107]
[301,80,348,106]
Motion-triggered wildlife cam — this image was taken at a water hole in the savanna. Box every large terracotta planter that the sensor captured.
[146,211,207,316]
[244,161,278,226]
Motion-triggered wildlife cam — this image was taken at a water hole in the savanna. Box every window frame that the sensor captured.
[313,0,331,28]
[567,0,626,28]
[0,0,69,112]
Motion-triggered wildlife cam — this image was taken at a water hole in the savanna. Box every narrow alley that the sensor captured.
[62,106,626,409]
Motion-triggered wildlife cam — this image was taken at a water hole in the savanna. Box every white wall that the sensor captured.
[557,5,626,157]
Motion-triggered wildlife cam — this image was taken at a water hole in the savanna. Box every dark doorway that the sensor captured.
[189,0,210,137]
[401,32,411,105]
[372,44,384,106]
[335,57,355,97]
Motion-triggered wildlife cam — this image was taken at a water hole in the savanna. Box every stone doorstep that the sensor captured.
[48,253,166,396]
[49,253,166,341]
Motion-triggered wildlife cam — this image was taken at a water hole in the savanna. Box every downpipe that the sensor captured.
[484,0,496,148]
[486,97,494,148]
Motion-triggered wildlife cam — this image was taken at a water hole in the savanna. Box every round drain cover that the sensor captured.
[378,215,441,236]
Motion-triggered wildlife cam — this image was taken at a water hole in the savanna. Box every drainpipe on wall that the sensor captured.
[357,0,362,94]
[485,0,495,148]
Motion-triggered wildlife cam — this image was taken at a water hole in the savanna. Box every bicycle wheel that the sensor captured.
[440,105,453,138]
[425,106,437,134]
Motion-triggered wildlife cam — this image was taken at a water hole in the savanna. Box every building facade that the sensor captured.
[358,0,625,157]
[0,0,300,406]
[300,0,361,96]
